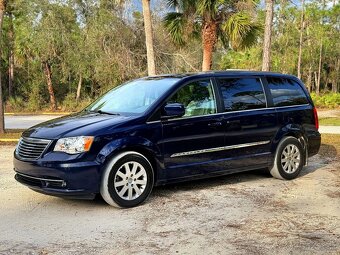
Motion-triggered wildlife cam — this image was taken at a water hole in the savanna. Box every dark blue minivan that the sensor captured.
[14,71,321,207]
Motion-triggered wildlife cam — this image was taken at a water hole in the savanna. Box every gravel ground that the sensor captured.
[0,145,339,255]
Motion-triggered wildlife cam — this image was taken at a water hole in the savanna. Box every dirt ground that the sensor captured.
[0,144,339,255]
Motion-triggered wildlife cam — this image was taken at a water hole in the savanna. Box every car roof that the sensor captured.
[144,70,297,80]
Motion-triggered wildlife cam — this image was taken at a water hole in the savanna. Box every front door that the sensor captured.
[161,79,225,180]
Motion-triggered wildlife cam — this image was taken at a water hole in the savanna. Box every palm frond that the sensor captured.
[223,11,262,50]
[163,12,187,45]
[196,0,220,20]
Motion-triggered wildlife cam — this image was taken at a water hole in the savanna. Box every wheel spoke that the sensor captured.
[133,185,142,196]
[281,158,288,163]
[119,185,128,197]
[116,170,126,179]
[135,179,147,185]
[282,150,289,158]
[293,151,300,158]
[128,186,133,200]
[123,163,131,175]
[292,157,300,164]
[114,180,126,188]
[288,163,292,173]
[134,170,145,179]
[131,163,139,175]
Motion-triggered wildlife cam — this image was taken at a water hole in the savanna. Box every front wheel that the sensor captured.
[100,151,154,208]
[270,136,305,180]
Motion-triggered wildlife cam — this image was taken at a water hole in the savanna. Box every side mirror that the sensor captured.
[162,103,185,119]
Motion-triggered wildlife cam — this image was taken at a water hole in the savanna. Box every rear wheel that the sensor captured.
[270,136,305,180]
[100,151,154,208]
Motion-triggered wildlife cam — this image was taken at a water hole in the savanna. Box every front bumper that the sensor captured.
[13,155,102,199]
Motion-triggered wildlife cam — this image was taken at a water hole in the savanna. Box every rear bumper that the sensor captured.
[13,156,102,199]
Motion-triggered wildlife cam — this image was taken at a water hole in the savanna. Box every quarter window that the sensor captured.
[267,77,308,106]
[218,78,266,112]
[167,80,217,117]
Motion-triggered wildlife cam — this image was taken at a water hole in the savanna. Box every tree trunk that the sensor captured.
[0,0,6,134]
[316,41,322,96]
[333,58,339,93]
[142,0,156,76]
[307,64,312,92]
[314,71,318,92]
[262,0,274,71]
[202,21,217,71]
[43,61,57,111]
[76,74,82,102]
[297,0,304,79]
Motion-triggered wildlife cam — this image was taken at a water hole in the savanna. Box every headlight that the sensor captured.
[54,136,94,154]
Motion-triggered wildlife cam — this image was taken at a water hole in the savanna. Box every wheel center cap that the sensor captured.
[128,178,133,184]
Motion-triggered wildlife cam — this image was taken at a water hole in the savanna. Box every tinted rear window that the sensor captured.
[267,77,308,106]
[217,78,266,112]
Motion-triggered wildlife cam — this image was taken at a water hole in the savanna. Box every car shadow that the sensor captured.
[152,169,271,194]
[299,143,338,177]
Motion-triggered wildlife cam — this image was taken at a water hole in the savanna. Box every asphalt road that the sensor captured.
[5,115,63,129]
[4,115,340,134]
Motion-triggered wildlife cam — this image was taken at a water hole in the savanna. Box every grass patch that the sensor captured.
[319,134,340,158]
[0,130,23,145]
[319,118,340,126]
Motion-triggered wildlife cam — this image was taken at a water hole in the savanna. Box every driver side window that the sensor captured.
[168,79,217,117]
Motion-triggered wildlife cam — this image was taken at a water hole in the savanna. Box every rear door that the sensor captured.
[216,76,277,170]
[160,79,226,180]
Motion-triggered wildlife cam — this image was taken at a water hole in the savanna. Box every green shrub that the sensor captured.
[5,96,26,112]
[310,92,340,108]
[61,94,93,112]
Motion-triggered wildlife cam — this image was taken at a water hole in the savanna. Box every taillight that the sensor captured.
[313,107,319,130]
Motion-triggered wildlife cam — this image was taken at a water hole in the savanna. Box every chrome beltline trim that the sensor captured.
[146,104,310,124]
[170,140,271,158]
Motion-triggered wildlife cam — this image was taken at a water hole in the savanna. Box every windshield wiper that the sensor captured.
[88,109,120,115]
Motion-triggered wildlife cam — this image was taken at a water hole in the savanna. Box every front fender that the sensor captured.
[96,136,161,166]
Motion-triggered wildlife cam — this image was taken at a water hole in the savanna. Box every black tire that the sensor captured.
[270,136,305,180]
[100,151,154,208]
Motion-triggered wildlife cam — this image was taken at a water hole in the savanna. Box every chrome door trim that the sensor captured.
[170,140,271,158]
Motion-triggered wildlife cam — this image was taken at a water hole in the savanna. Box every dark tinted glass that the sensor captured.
[267,77,308,106]
[218,78,266,112]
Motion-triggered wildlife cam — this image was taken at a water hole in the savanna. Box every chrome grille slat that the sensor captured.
[19,143,46,148]
[16,137,51,160]
[18,146,43,152]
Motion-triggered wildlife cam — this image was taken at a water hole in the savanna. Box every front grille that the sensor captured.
[15,172,66,188]
[16,137,51,160]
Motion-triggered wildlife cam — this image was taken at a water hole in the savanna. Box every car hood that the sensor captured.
[22,112,136,139]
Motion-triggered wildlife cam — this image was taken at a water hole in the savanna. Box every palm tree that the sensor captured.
[164,0,261,71]
[0,0,6,133]
[142,0,156,76]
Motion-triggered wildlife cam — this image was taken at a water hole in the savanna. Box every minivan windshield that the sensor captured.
[86,78,180,114]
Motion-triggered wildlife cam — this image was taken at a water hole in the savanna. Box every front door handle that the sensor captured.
[208,122,223,127]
